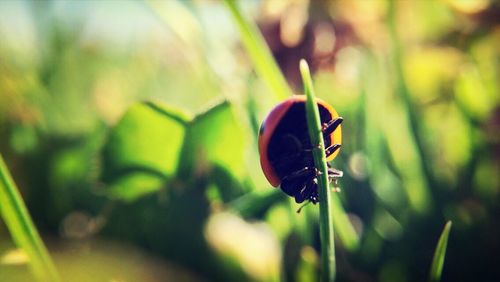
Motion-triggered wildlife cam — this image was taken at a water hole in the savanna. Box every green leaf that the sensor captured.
[102,101,189,200]
[429,221,452,282]
[178,100,246,181]
[0,154,61,282]
[106,171,167,202]
[228,189,285,218]
[102,99,247,201]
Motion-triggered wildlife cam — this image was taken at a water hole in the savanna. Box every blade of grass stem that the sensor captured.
[300,59,336,281]
[223,0,291,100]
[0,154,60,282]
[429,221,452,282]
[386,1,433,213]
[330,194,359,251]
[145,0,221,95]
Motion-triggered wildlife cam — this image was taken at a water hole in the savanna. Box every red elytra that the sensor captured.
[258,95,342,204]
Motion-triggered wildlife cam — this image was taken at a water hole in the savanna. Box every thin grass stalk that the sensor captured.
[387,0,434,213]
[0,154,60,282]
[223,0,292,100]
[300,59,336,281]
[429,221,452,282]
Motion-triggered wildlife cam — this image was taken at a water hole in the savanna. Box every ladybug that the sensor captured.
[258,95,343,204]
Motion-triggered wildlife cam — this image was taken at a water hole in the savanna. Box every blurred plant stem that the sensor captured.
[300,59,336,281]
[223,0,292,101]
[386,0,433,214]
[0,154,61,282]
[145,0,221,95]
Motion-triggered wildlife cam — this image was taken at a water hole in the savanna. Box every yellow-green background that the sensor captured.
[1,0,499,281]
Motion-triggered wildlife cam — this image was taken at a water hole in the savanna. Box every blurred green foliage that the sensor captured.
[0,0,499,281]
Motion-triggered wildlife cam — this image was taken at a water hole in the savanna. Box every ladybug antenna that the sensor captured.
[296,201,312,213]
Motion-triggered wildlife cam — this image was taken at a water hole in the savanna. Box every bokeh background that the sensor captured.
[1,0,499,281]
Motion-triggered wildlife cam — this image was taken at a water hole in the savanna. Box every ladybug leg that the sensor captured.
[325,144,341,157]
[281,175,310,200]
[281,178,305,198]
[328,167,343,191]
[281,166,316,183]
[322,117,343,136]
[326,162,343,178]
[294,186,307,203]
[306,178,320,204]
[302,139,341,157]
[327,167,343,178]
[295,178,316,204]
[281,167,316,203]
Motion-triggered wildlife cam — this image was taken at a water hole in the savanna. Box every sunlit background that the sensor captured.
[1,0,499,281]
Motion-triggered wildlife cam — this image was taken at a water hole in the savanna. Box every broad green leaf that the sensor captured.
[102,101,189,200]
[228,189,285,218]
[178,101,246,181]
[429,221,452,282]
[106,171,166,202]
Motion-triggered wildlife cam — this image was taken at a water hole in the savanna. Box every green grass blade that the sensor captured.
[0,154,60,282]
[386,0,432,214]
[300,59,336,281]
[223,0,292,100]
[330,194,359,252]
[145,0,222,95]
[429,221,452,282]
